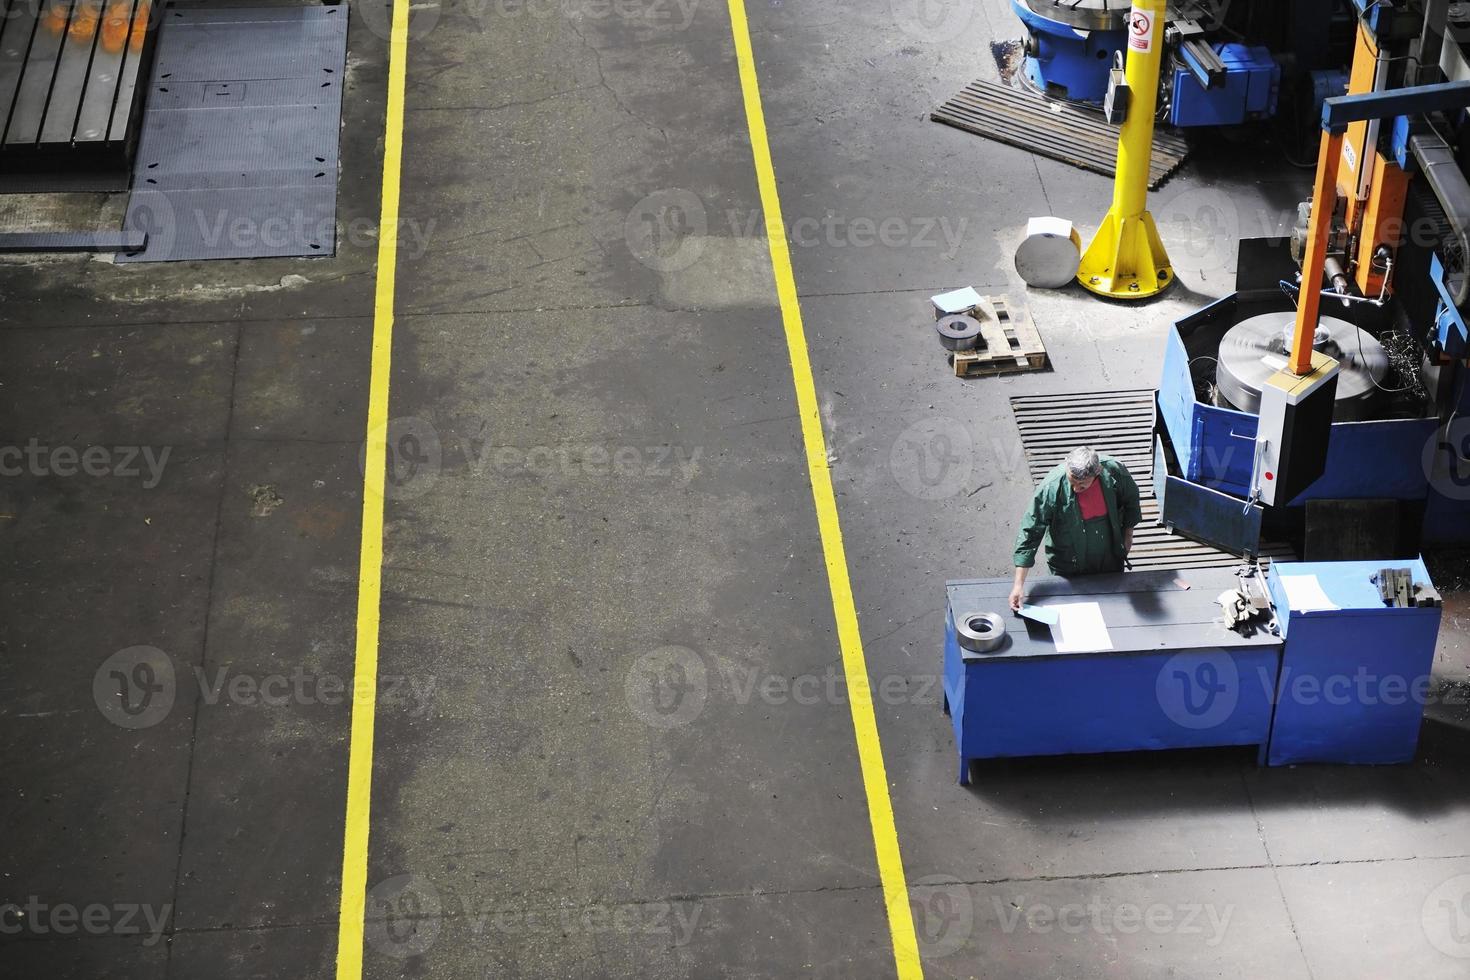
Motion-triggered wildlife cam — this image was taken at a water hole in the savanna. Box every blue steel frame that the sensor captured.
[1321,80,1470,133]
[1430,252,1470,357]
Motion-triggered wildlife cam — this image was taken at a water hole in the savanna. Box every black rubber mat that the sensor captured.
[933,80,1190,190]
[1009,390,1295,569]
[117,4,347,262]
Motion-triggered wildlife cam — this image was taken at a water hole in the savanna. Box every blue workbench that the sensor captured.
[1265,559,1442,765]
[942,569,1283,785]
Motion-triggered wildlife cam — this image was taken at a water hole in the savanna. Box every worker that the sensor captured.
[1009,446,1143,612]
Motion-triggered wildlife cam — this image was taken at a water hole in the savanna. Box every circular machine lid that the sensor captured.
[1014,0,1130,31]
[1214,312,1390,421]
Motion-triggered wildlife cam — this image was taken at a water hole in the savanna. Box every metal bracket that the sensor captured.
[1105,53,1131,125]
[1430,251,1469,356]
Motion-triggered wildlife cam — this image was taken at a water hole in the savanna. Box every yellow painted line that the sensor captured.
[335,0,409,976]
[724,2,923,977]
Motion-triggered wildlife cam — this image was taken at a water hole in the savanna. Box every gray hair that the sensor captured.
[1065,447,1102,480]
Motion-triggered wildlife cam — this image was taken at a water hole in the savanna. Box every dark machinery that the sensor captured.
[0,1,160,186]
[1011,0,1352,128]
[1158,0,1470,556]
[934,0,1355,188]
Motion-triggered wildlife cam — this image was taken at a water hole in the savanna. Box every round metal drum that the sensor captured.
[1015,216,1081,289]
[1214,312,1389,421]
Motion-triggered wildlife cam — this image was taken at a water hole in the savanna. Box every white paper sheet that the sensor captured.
[931,286,982,314]
[1051,602,1114,653]
[1018,604,1060,626]
[1279,574,1339,612]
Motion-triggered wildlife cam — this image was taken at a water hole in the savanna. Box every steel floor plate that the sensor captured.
[933,79,1189,190]
[117,4,347,262]
[1010,389,1296,569]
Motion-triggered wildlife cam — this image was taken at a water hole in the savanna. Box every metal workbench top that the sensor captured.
[946,568,1282,662]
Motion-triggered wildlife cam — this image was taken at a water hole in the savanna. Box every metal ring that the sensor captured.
[936,314,983,351]
[956,612,1007,653]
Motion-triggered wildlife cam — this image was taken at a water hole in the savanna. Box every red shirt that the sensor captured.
[1077,479,1107,521]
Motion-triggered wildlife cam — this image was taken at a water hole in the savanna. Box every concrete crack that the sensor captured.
[566,17,671,144]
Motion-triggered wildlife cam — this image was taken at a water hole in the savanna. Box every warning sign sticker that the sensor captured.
[1129,8,1154,52]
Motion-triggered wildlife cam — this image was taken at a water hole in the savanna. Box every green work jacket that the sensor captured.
[1013,456,1143,576]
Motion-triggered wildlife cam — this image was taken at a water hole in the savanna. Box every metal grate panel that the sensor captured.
[933,79,1189,190]
[116,3,347,262]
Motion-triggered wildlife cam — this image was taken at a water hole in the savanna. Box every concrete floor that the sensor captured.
[2,1,1470,977]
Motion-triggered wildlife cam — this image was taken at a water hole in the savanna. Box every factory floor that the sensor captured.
[3,2,1470,978]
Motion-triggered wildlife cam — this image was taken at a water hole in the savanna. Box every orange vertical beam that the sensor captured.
[1355,158,1411,295]
[1293,130,1346,376]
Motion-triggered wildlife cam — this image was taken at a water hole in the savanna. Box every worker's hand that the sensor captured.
[1009,585,1024,613]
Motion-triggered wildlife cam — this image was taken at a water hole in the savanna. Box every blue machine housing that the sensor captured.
[1157,293,1470,547]
[1161,300,1438,503]
[1010,0,1125,106]
[1170,44,1281,127]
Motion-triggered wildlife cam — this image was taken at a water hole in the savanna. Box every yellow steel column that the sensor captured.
[1077,0,1174,299]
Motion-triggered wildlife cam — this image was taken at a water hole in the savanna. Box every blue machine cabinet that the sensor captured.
[1265,559,1443,765]
[942,569,1283,784]
[1169,45,1281,128]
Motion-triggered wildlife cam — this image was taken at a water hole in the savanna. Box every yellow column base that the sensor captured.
[1076,209,1175,300]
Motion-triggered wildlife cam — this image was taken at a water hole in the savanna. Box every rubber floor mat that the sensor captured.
[117,4,347,262]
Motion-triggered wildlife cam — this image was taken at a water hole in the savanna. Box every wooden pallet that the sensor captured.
[948,295,1048,378]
